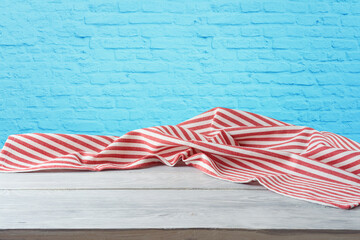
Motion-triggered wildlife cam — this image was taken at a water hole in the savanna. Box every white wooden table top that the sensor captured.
[1,164,360,238]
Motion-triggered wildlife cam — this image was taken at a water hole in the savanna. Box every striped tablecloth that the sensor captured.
[1,107,360,209]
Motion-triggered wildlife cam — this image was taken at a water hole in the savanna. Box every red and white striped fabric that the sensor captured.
[1,107,360,209]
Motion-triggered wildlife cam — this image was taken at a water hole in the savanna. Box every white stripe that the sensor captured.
[229,126,311,136]
[346,164,360,173]
[71,134,109,150]
[16,135,63,157]
[0,154,33,168]
[3,140,46,163]
[179,109,216,128]
[46,134,100,153]
[140,127,360,186]
[30,134,81,154]
[239,111,272,126]
[218,109,255,127]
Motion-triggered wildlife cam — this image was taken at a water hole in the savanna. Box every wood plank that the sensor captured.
[1,189,359,230]
[0,165,263,190]
[1,229,360,240]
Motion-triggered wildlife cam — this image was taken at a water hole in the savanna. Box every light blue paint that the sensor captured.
[1,0,360,146]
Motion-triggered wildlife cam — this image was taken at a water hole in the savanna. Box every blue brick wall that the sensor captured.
[1,0,360,147]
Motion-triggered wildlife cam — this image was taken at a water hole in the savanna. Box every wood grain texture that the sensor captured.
[1,229,360,240]
[1,164,360,238]
[1,189,359,230]
[0,165,263,190]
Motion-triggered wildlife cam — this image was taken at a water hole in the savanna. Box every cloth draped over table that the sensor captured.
[1,107,360,209]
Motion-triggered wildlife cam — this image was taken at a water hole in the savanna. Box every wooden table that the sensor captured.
[0,165,359,240]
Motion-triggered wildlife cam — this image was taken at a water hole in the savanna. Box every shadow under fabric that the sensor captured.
[1,107,360,209]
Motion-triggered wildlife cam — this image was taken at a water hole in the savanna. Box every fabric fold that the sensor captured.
[1,107,360,209]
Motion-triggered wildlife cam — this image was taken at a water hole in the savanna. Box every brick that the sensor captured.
[164,2,186,13]
[331,3,350,15]
[290,63,306,73]
[327,52,346,62]
[278,51,302,61]
[141,25,193,37]
[198,85,226,96]
[151,37,210,49]
[231,73,253,83]
[218,26,242,36]
[351,4,360,14]
[115,98,145,109]
[213,37,269,49]
[241,26,262,37]
[98,110,129,120]
[127,73,171,84]
[211,74,232,85]
[172,85,198,96]
[263,26,287,37]
[332,40,358,50]
[286,26,307,37]
[242,85,270,97]
[256,51,279,61]
[322,16,339,26]
[158,99,188,110]
[88,2,118,12]
[285,2,308,13]
[245,62,290,73]
[251,14,295,24]
[129,14,173,24]
[207,14,250,25]
[238,98,261,109]
[283,99,309,110]
[308,63,336,73]
[316,74,343,85]
[102,85,142,97]
[90,37,148,49]
[346,52,360,61]
[118,27,139,37]
[122,62,169,73]
[16,121,38,131]
[341,63,360,73]
[241,2,262,13]
[63,121,105,132]
[174,15,206,26]
[196,26,218,37]
[308,3,329,13]
[118,1,141,12]
[310,39,332,50]
[342,16,360,27]
[272,38,309,49]
[263,2,285,13]
[38,121,60,130]
[84,13,127,25]
[297,15,322,26]
[269,86,298,97]
[210,2,240,12]
[142,1,165,12]
[0,0,360,145]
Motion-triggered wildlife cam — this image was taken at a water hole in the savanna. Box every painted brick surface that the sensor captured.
[0,0,360,146]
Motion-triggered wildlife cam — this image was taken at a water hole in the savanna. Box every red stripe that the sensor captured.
[1,107,360,209]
